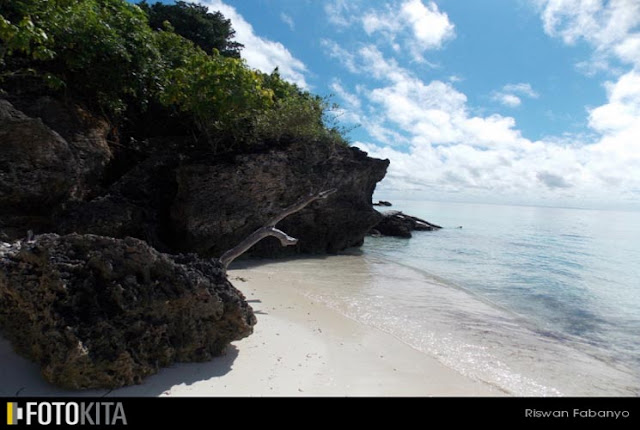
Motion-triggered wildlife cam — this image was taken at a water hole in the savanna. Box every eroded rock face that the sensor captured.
[1,95,389,257]
[0,100,76,236]
[13,96,113,201]
[57,154,179,252]
[58,144,388,258]
[0,234,255,389]
[171,145,389,257]
[0,98,112,240]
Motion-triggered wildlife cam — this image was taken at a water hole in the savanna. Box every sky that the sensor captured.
[175,0,640,210]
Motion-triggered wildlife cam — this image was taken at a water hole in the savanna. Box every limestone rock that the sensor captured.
[0,98,111,240]
[171,145,389,257]
[0,234,256,389]
[373,200,392,207]
[59,144,388,257]
[57,154,179,251]
[373,211,442,238]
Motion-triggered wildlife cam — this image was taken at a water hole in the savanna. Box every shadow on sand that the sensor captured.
[227,249,364,272]
[0,337,239,397]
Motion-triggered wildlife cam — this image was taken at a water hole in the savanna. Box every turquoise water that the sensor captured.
[327,200,640,395]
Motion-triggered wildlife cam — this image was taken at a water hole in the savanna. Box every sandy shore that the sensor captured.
[0,257,502,397]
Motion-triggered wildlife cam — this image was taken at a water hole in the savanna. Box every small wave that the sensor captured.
[318,252,639,396]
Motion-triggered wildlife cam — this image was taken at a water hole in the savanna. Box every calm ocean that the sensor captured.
[309,200,640,395]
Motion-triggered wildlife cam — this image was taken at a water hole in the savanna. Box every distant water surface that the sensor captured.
[302,200,640,395]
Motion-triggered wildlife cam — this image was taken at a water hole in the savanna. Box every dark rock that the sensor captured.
[411,216,442,231]
[372,211,442,238]
[0,100,75,232]
[170,144,389,257]
[57,154,180,252]
[369,229,382,237]
[0,234,256,389]
[373,200,393,207]
[59,145,388,257]
[2,93,389,258]
[374,212,414,238]
[12,96,113,200]
[0,98,111,240]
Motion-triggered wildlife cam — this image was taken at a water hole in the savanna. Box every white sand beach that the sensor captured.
[0,257,502,397]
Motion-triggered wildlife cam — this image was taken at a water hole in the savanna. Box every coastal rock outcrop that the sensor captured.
[1,95,388,257]
[171,145,389,257]
[0,234,256,389]
[371,211,442,238]
[56,154,179,252]
[0,98,112,241]
[55,143,388,257]
[373,200,393,207]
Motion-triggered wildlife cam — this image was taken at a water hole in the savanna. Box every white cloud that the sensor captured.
[328,76,413,146]
[362,10,397,35]
[614,34,640,66]
[503,83,540,98]
[361,0,455,61]
[199,1,308,88]
[493,93,522,107]
[330,79,362,110]
[401,0,455,49]
[535,0,640,155]
[332,43,640,208]
[324,0,361,27]
[321,39,361,74]
[280,13,294,31]
[536,0,640,69]
[537,171,572,189]
[522,0,640,207]
[358,44,411,81]
[365,123,411,147]
[492,83,539,107]
[333,45,528,150]
[589,70,640,133]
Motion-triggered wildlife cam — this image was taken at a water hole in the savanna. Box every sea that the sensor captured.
[302,200,640,396]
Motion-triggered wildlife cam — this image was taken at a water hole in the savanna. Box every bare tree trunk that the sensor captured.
[219,189,337,270]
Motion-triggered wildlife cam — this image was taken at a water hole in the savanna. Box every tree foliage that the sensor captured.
[138,0,242,58]
[0,0,164,115]
[0,0,349,152]
[161,50,274,150]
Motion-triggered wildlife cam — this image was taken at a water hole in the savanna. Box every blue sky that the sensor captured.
[170,1,640,209]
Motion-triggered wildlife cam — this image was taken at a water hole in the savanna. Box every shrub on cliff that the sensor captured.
[160,49,274,151]
[0,0,349,152]
[138,0,243,58]
[0,0,163,116]
[162,60,347,151]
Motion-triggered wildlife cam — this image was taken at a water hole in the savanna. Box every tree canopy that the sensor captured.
[138,1,243,58]
[0,0,348,152]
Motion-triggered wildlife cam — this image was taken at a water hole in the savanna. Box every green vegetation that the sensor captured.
[0,0,348,152]
[139,0,242,58]
[0,0,163,115]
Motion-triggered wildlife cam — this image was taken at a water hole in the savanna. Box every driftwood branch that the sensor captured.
[219,188,337,269]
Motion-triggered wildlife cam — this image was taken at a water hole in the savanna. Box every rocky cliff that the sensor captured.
[0,96,388,257]
[0,97,112,240]
[171,145,388,257]
[0,94,388,388]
